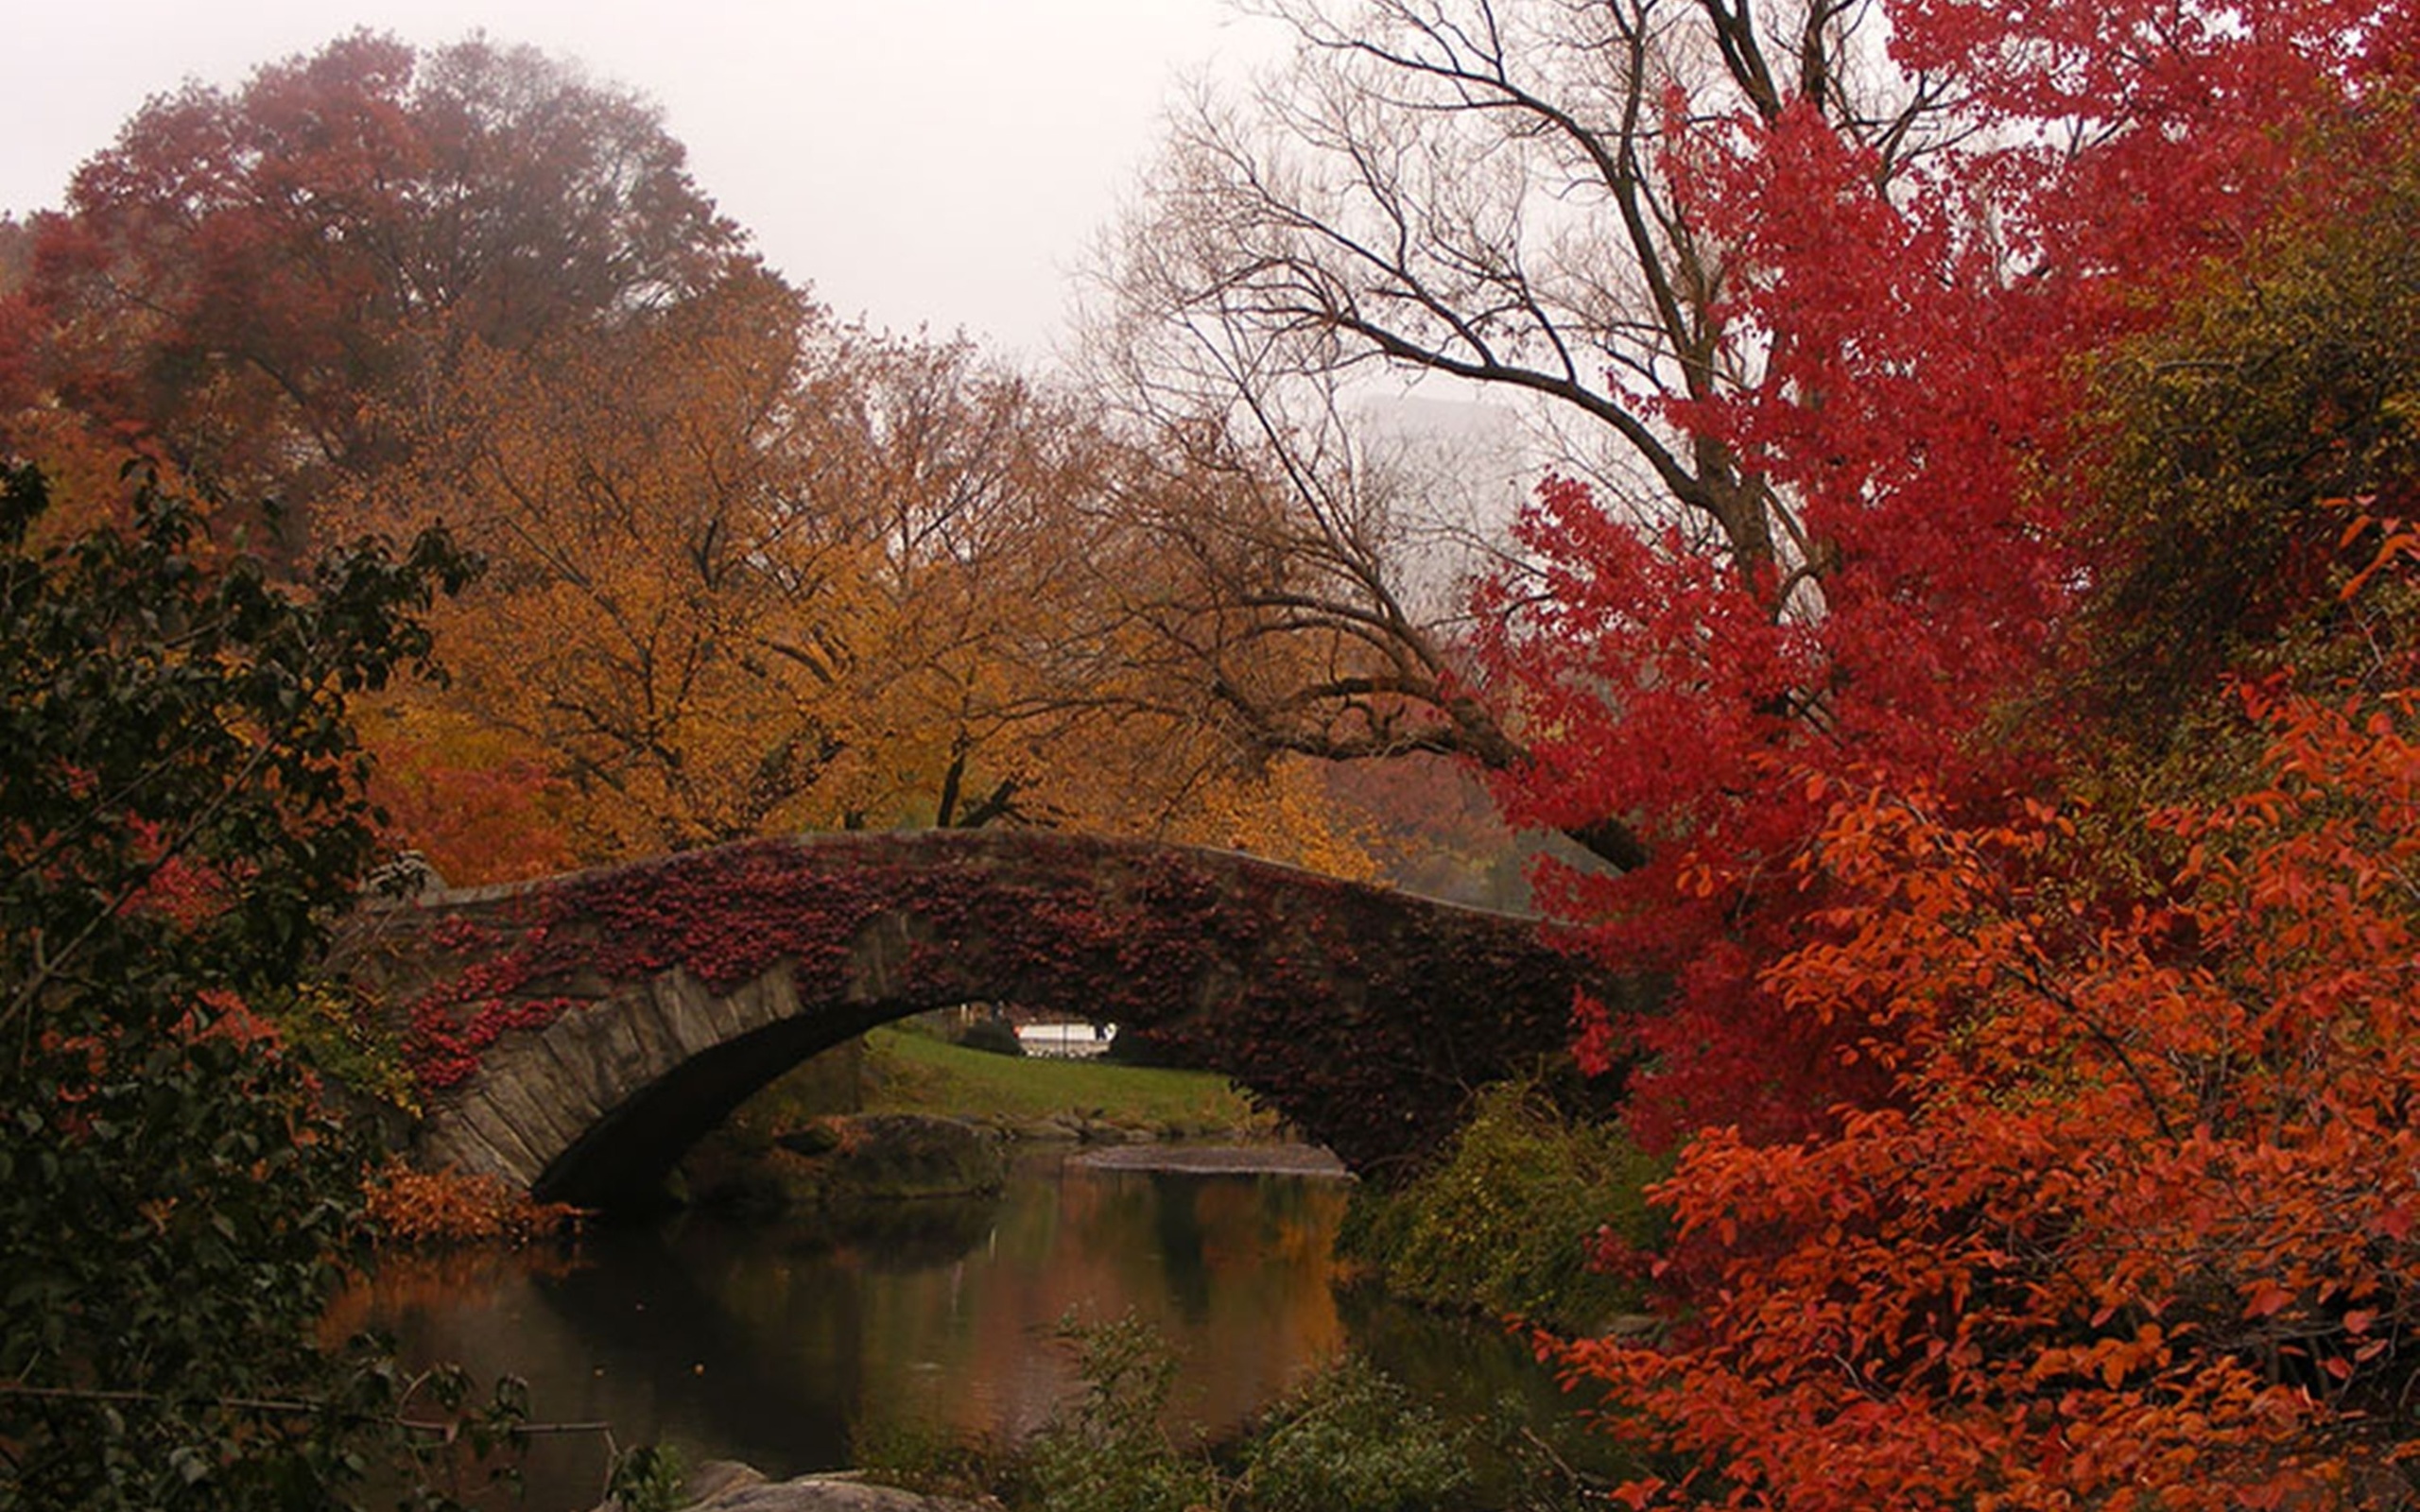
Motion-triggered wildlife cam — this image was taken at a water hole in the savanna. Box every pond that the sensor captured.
[338,1148,1608,1509]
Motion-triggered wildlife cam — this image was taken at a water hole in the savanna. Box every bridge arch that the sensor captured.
[350,832,1634,1211]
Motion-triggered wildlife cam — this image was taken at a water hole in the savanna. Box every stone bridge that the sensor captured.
[344,831,1641,1211]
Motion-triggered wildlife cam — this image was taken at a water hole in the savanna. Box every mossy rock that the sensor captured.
[774,1122,844,1157]
[811,1113,1007,1201]
[684,1113,1007,1215]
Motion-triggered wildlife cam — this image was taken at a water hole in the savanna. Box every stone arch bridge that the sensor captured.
[345,831,1640,1211]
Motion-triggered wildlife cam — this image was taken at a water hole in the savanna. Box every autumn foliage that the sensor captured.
[8,32,747,502]
[1480,2,2420,1501]
[0,33,1389,889]
[18,5,2420,1502]
[1472,1,2420,1143]
[1560,680,2420,1507]
[365,1162,580,1246]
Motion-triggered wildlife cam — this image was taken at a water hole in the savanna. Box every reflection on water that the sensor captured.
[343,1149,1588,1511]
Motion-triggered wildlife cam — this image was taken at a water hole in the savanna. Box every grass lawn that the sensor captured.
[856,1025,1272,1138]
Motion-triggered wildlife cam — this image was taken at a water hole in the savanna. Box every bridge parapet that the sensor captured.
[343,831,1643,1210]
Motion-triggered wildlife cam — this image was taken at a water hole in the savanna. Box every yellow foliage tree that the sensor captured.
[347,280,1378,879]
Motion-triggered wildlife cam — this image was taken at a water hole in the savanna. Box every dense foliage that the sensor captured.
[1569,688,2420,1505]
[1234,1354,1475,1512]
[2072,114,2420,764]
[1476,6,2420,1504]
[1339,1079,1663,1332]
[0,460,496,1509]
[1469,0,2420,1153]
[12,32,747,502]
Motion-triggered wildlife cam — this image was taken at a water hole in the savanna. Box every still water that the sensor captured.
[338,1149,1594,1510]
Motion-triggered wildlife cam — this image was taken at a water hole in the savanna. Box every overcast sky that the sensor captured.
[2,1,1285,361]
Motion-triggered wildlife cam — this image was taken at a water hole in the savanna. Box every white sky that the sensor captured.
[1,1,1285,362]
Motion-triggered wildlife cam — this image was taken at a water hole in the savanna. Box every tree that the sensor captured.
[779,328,1133,836]
[1099,0,2416,869]
[1099,0,2420,1142]
[7,31,750,510]
[1554,59,2420,1512]
[1088,0,1971,858]
[343,278,1378,875]
[1061,363,1585,841]
[361,702,579,886]
[1564,690,2420,1508]
[352,266,856,858]
[0,457,496,1508]
[788,333,1385,869]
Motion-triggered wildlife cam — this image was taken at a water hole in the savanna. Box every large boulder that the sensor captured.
[775,1112,1007,1203]
[685,1113,1008,1216]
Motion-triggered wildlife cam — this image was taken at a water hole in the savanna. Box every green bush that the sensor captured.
[1240,1356,1474,1512]
[604,1443,686,1512]
[1014,1314,1219,1512]
[0,461,513,1508]
[259,979,418,1112]
[1340,1079,1666,1332]
[862,1314,1523,1512]
[851,1410,1017,1502]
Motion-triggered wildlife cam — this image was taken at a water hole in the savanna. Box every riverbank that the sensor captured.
[678,1027,1291,1216]
[855,1025,1279,1143]
[711,1024,1275,1142]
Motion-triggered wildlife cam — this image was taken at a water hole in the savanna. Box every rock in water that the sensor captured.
[680,1466,995,1511]
[790,1113,1007,1202]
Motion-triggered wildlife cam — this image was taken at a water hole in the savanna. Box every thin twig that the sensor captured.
[0,1383,613,1438]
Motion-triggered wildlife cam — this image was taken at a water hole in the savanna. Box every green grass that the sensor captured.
[858,1027,1273,1138]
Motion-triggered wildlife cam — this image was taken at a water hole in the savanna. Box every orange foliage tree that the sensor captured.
[5,32,1405,887]
[352,267,851,861]
[1566,687,2420,1507]
[351,278,1380,879]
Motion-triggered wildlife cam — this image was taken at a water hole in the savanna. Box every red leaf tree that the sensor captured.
[1477,0,2420,1146]
[5,31,752,506]
[1508,4,2420,1500]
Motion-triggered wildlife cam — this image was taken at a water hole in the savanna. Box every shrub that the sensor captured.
[1013,1314,1219,1512]
[859,1314,1513,1512]
[366,1162,582,1246]
[260,979,418,1113]
[1340,1079,1665,1332]
[851,1411,1017,1501]
[0,460,500,1509]
[1239,1355,1474,1512]
[603,1444,685,1512]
